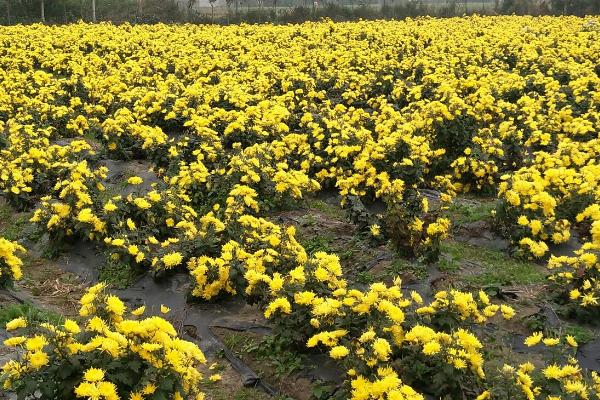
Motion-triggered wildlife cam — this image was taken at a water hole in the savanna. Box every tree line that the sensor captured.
[0,0,598,25]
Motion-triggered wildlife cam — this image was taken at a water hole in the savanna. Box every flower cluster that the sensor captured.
[1,284,207,400]
[483,333,600,400]
[256,275,516,398]
[0,237,25,286]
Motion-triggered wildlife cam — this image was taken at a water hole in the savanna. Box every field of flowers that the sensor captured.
[0,16,600,400]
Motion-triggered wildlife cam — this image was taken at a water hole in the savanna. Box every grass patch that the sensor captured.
[98,259,142,289]
[526,315,598,345]
[0,302,63,326]
[386,257,428,280]
[562,324,597,345]
[448,199,497,227]
[354,270,377,284]
[0,201,31,241]
[221,330,251,352]
[438,254,461,273]
[336,235,366,263]
[305,197,344,219]
[441,240,546,286]
[300,234,335,254]
[249,335,309,378]
[220,331,309,380]
[199,384,274,400]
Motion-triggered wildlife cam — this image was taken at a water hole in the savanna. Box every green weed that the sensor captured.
[0,302,63,326]
[441,240,546,286]
[98,259,142,289]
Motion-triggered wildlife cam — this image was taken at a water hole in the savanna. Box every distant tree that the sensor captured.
[186,0,196,20]
[209,0,216,20]
[4,0,11,24]
[226,0,233,20]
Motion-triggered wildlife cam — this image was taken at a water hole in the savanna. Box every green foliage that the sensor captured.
[502,0,600,14]
[0,302,63,327]
[0,202,31,242]
[98,259,142,289]
[353,270,376,284]
[441,240,546,286]
[199,384,272,400]
[223,332,310,379]
[246,335,309,378]
[562,324,597,345]
[304,197,344,219]
[311,381,337,400]
[448,200,497,228]
[300,234,334,255]
[386,257,428,280]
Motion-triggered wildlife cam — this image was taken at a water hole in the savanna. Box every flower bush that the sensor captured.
[0,237,25,287]
[0,283,207,400]
[483,332,600,399]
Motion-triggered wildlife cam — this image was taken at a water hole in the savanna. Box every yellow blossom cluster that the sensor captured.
[0,237,26,285]
[1,283,207,400]
[486,333,600,400]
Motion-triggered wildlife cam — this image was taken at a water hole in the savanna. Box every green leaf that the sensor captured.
[158,377,174,391]
[151,391,168,400]
[112,371,135,386]
[128,359,142,373]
